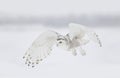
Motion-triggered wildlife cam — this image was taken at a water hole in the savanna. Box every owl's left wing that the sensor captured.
[23,31,59,67]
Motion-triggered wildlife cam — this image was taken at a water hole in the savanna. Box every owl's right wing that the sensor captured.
[23,30,59,67]
[69,23,88,40]
[69,23,102,47]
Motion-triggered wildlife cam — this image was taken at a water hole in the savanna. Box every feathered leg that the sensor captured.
[79,47,86,56]
[70,48,77,56]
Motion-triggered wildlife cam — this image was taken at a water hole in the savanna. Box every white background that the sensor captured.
[0,0,120,77]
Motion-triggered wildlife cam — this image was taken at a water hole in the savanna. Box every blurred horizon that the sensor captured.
[0,0,120,27]
[0,13,120,27]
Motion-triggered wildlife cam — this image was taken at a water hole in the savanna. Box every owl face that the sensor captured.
[56,36,68,49]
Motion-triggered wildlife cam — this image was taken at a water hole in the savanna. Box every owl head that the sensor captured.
[56,35,68,49]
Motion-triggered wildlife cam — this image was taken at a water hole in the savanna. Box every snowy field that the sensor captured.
[0,25,120,78]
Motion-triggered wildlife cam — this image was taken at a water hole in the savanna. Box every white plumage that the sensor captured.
[23,23,102,67]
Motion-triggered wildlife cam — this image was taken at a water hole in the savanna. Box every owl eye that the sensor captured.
[59,41,62,44]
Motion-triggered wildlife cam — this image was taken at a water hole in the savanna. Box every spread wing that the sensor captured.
[69,23,102,47]
[69,23,88,40]
[23,31,59,67]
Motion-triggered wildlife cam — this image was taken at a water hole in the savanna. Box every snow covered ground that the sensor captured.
[0,25,120,78]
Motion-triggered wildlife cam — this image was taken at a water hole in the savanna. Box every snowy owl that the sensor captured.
[23,23,102,67]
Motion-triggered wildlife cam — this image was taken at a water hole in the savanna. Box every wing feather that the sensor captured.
[69,23,102,47]
[23,31,58,67]
[69,23,88,40]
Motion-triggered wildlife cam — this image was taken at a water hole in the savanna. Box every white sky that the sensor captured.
[0,0,120,16]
